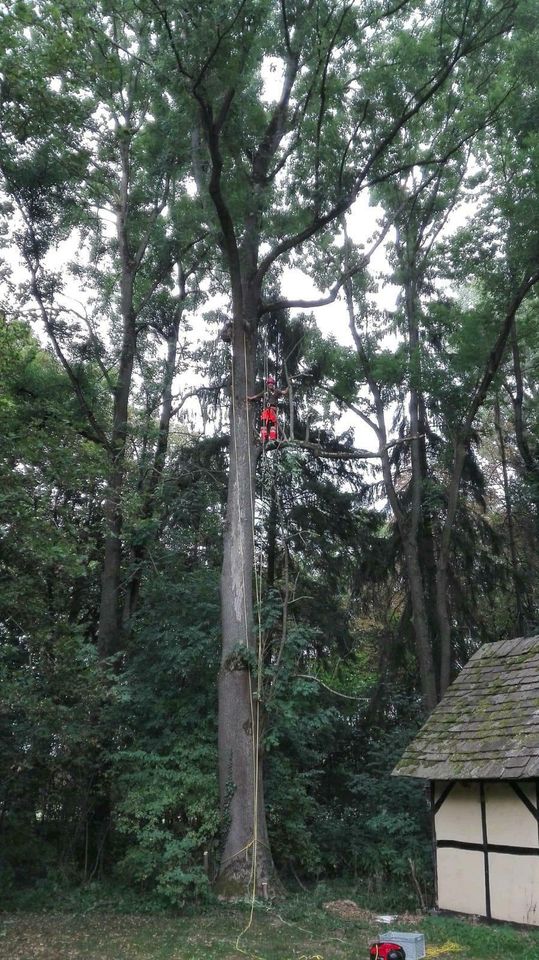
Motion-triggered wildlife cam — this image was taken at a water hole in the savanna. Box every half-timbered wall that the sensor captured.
[433,780,539,926]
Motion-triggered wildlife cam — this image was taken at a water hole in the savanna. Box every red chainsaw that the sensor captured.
[369,943,406,960]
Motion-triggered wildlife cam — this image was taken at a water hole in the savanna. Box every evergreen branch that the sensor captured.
[268,436,421,460]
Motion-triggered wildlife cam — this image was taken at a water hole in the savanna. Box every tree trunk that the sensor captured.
[122,314,181,630]
[356,227,437,711]
[436,438,466,696]
[97,136,137,658]
[216,309,276,894]
[510,322,539,541]
[373,396,437,710]
[402,534,438,710]
[404,250,439,705]
[494,393,525,634]
[266,468,278,590]
[416,392,439,661]
[97,272,136,658]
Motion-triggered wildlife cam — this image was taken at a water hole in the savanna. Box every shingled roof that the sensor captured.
[393,634,539,780]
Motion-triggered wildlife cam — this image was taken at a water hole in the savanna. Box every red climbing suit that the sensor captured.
[260,405,278,442]
[260,376,278,441]
[248,375,288,442]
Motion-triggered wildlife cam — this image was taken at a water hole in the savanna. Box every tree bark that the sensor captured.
[122,311,182,630]
[346,227,437,710]
[402,230,439,704]
[435,276,539,693]
[494,393,525,635]
[510,322,539,540]
[97,261,136,657]
[217,306,276,894]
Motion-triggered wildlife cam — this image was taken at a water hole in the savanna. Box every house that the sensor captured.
[393,634,539,926]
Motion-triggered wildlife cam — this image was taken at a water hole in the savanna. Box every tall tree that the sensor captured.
[0,1,206,656]
[151,0,517,889]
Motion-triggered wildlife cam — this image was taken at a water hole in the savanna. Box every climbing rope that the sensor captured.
[425,943,462,957]
[228,326,297,956]
[230,327,272,950]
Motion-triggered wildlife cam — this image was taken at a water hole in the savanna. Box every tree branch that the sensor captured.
[294,673,369,701]
[259,214,393,315]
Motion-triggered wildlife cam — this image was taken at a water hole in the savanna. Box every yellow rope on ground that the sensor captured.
[426,942,462,957]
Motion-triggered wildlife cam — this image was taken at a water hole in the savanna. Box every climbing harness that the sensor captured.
[254,372,288,443]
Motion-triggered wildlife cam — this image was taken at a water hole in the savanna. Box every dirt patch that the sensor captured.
[323,900,374,922]
[397,912,424,927]
[322,902,425,929]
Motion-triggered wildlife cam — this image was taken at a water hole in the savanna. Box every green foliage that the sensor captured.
[3,0,539,916]
[113,745,219,905]
[2,899,539,959]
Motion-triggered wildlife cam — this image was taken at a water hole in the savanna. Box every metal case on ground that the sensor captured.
[383,931,426,960]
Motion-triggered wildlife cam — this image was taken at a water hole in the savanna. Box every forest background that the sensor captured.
[1,0,539,912]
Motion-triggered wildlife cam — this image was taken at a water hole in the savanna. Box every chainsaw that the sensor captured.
[369,943,406,960]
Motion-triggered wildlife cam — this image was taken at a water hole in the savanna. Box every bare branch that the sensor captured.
[256,6,514,284]
[294,673,369,701]
[148,0,193,79]
[259,213,393,314]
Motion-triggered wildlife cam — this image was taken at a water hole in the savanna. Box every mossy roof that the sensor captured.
[393,634,539,780]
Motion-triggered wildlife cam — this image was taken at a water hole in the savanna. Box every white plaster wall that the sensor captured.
[437,848,486,916]
[435,782,482,844]
[434,780,539,926]
[489,853,539,925]
[485,783,538,848]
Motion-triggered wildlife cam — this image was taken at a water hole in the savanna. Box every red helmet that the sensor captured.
[266,376,275,386]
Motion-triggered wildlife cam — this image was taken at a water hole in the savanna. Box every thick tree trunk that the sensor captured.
[97,275,136,658]
[92,278,136,877]
[416,392,439,661]
[374,402,437,709]
[98,466,125,658]
[216,312,276,895]
[266,469,278,590]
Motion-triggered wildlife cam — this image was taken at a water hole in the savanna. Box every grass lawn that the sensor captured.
[1,896,539,960]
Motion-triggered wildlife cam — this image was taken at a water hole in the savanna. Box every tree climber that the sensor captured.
[248,375,289,442]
